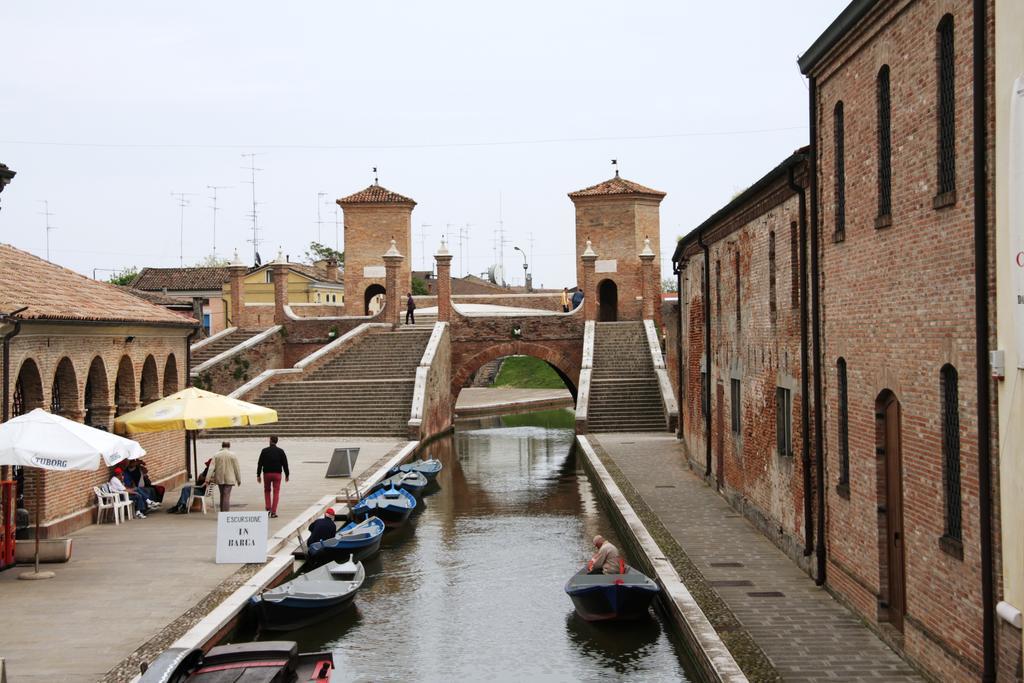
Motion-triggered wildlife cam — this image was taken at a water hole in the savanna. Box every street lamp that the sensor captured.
[513,246,532,292]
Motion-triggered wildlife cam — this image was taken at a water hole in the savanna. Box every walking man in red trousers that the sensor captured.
[256,436,290,518]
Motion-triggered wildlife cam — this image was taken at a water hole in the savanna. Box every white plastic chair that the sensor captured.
[185,481,216,515]
[95,485,132,524]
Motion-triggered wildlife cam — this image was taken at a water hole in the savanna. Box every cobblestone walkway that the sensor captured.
[591,433,922,682]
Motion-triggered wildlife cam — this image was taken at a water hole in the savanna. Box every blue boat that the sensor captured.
[352,485,416,528]
[564,565,660,621]
[305,516,385,568]
[372,470,428,497]
[251,557,365,631]
[390,457,443,479]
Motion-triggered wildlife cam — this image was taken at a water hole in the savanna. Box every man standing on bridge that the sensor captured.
[406,291,416,325]
[257,436,290,518]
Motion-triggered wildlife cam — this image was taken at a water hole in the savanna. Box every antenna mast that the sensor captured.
[170,192,196,266]
[332,204,342,251]
[459,223,472,277]
[241,153,264,265]
[419,223,432,270]
[315,192,327,244]
[36,200,57,262]
[207,185,231,258]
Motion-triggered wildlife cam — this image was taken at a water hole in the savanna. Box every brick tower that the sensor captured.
[337,183,416,316]
[568,172,666,322]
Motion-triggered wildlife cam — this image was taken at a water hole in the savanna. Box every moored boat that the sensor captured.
[139,641,335,682]
[305,516,385,568]
[251,557,365,631]
[390,457,443,479]
[564,565,660,621]
[372,470,428,497]
[351,485,416,527]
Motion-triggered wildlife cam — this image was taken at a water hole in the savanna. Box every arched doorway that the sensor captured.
[51,357,80,419]
[114,356,137,417]
[84,356,110,428]
[875,390,905,632]
[163,354,179,395]
[12,359,44,416]
[597,279,618,322]
[364,284,386,316]
[140,355,159,405]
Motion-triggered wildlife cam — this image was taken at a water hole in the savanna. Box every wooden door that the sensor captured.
[882,394,906,631]
[716,382,725,490]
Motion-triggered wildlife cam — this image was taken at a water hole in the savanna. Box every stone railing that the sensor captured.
[407,322,451,439]
[574,320,595,433]
[228,323,388,401]
[643,319,679,432]
[190,325,284,395]
[190,325,236,352]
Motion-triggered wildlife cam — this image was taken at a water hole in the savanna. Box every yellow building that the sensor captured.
[996,0,1024,654]
[220,259,343,328]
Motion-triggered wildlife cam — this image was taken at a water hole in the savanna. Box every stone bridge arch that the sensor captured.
[451,341,580,403]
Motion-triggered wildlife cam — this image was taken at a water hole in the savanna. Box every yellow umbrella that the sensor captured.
[114,387,277,434]
[113,387,277,477]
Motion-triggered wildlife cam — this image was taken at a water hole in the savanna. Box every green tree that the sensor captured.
[108,266,139,286]
[304,241,344,265]
[662,277,678,293]
[411,276,429,295]
[194,254,229,267]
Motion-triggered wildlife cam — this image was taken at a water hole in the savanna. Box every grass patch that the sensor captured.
[500,408,576,429]
[493,355,566,389]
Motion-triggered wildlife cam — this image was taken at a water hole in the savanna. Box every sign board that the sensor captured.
[1011,75,1024,367]
[216,511,268,564]
[595,259,617,273]
[363,265,386,278]
[326,448,360,478]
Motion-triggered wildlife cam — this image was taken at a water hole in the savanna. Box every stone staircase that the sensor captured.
[192,329,266,366]
[587,321,667,432]
[215,327,433,438]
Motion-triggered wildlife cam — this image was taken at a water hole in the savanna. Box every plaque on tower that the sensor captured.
[363,265,386,278]
[595,259,617,273]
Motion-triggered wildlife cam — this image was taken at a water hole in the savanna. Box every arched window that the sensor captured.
[936,15,956,203]
[51,357,79,419]
[940,364,962,545]
[139,355,159,405]
[876,66,892,223]
[833,101,846,240]
[768,231,777,322]
[837,358,850,492]
[163,355,179,396]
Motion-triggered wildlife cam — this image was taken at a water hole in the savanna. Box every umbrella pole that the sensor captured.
[19,478,54,580]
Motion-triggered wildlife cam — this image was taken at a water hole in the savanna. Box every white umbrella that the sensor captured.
[0,408,146,578]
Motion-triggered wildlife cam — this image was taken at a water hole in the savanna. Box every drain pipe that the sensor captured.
[699,232,712,479]
[674,259,685,440]
[789,164,813,558]
[1,307,28,422]
[971,0,995,677]
[808,75,827,585]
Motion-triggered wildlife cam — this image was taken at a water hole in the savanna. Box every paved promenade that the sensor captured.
[590,433,922,682]
[455,387,573,416]
[0,436,404,683]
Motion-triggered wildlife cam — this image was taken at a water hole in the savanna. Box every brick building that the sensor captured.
[674,150,815,572]
[569,173,665,325]
[337,183,415,316]
[131,266,230,335]
[1,244,196,542]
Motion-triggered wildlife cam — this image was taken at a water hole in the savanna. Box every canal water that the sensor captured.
[247,410,695,681]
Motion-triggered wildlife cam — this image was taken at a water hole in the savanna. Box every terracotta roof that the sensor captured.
[568,174,666,199]
[131,266,231,291]
[337,183,416,206]
[0,244,196,325]
[118,287,193,308]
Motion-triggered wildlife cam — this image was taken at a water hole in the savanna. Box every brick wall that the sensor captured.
[193,333,285,395]
[808,1,995,679]
[341,204,413,316]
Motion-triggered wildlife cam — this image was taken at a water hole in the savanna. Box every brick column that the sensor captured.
[639,236,656,320]
[581,239,597,322]
[434,238,453,323]
[86,404,115,431]
[228,251,247,329]
[271,250,289,325]
[383,239,404,329]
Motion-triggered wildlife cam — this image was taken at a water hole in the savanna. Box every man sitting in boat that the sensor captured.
[307,508,337,545]
[588,535,624,575]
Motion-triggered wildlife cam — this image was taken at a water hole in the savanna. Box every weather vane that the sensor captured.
[373,167,378,185]
[611,159,619,177]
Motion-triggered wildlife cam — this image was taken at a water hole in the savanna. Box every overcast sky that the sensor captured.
[0,1,846,288]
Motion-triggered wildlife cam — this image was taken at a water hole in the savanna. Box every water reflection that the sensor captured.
[246,410,693,682]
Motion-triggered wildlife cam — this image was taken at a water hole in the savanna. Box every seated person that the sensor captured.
[109,467,157,519]
[307,508,337,545]
[587,535,624,575]
[123,460,162,502]
[167,459,212,514]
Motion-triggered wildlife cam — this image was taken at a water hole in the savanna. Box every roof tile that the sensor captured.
[568,175,666,199]
[131,267,231,291]
[337,184,416,206]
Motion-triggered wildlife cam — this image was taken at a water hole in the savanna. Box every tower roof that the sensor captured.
[337,183,416,206]
[568,175,666,200]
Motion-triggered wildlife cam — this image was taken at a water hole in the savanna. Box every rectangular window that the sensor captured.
[265,270,273,284]
[876,66,892,224]
[941,364,962,546]
[734,252,741,331]
[776,387,792,456]
[833,102,846,240]
[768,231,777,322]
[701,370,709,420]
[730,378,741,435]
[936,15,956,203]
[790,221,799,309]
[837,358,850,492]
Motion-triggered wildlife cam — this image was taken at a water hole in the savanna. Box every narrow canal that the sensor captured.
[247,409,696,681]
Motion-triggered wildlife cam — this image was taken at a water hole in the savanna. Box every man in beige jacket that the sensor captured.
[209,441,242,512]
